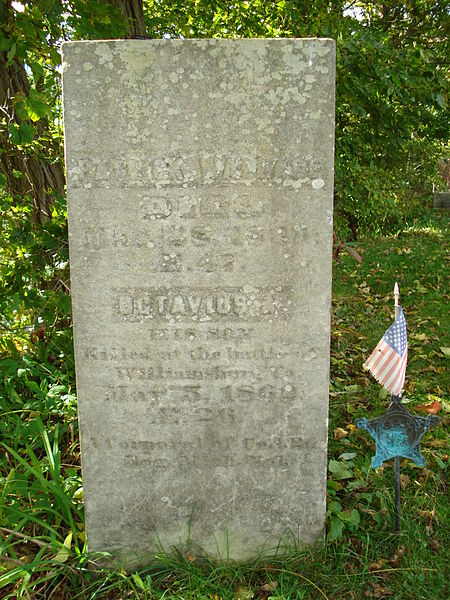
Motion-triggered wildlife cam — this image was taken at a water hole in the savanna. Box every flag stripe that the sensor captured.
[364,340,389,372]
[391,349,408,395]
[384,348,408,390]
[378,348,404,382]
[365,341,395,377]
[364,306,408,395]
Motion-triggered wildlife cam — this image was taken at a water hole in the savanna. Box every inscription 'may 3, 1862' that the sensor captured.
[63,38,335,565]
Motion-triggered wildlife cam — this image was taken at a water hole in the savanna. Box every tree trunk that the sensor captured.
[0,0,147,224]
[0,3,65,224]
[101,0,147,38]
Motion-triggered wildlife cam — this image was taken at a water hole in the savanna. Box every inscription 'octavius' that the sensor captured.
[113,286,292,322]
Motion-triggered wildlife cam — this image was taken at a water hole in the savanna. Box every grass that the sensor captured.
[0,211,448,598]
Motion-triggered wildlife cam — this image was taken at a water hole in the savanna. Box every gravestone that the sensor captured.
[62,38,335,564]
[433,192,450,209]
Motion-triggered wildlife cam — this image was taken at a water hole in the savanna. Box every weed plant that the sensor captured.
[0,211,448,598]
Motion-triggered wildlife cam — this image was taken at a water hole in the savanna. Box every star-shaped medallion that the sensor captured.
[356,399,440,468]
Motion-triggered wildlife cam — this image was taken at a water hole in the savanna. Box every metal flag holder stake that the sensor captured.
[356,283,440,532]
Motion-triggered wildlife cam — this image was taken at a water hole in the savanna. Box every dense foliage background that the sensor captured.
[0,1,448,598]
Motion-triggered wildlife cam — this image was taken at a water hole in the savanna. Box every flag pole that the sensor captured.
[393,281,401,532]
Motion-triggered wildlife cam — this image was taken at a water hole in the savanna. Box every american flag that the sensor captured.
[364,307,408,396]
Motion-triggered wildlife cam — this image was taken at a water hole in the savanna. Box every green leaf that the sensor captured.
[132,573,146,591]
[26,88,51,122]
[47,384,68,398]
[73,487,84,499]
[54,531,72,563]
[0,32,12,52]
[435,456,447,469]
[6,42,16,65]
[25,380,42,394]
[328,517,344,541]
[379,387,388,400]
[339,452,357,461]
[329,460,354,480]
[8,124,21,145]
[20,123,33,143]
[8,123,33,145]
[346,479,366,491]
[30,61,44,82]
[328,500,342,514]
[14,101,29,121]
[435,93,446,109]
[348,509,361,525]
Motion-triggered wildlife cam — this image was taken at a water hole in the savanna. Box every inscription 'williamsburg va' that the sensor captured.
[62,39,336,564]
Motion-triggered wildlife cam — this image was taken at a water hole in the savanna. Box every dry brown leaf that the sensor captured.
[429,439,447,448]
[389,544,406,566]
[259,581,278,592]
[334,427,348,440]
[344,561,357,573]
[429,539,440,553]
[416,401,441,414]
[369,559,387,570]
[373,585,394,597]
[365,582,394,598]
[400,474,410,489]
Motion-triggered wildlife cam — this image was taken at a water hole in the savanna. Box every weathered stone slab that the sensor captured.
[433,192,450,209]
[62,39,335,564]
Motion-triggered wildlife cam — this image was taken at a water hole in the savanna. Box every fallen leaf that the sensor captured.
[344,561,357,573]
[400,474,410,489]
[348,537,364,555]
[389,544,406,566]
[334,427,348,440]
[259,581,278,592]
[234,586,254,600]
[439,347,450,358]
[429,439,447,448]
[369,559,387,571]
[429,539,440,553]
[416,401,441,414]
[365,582,394,597]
